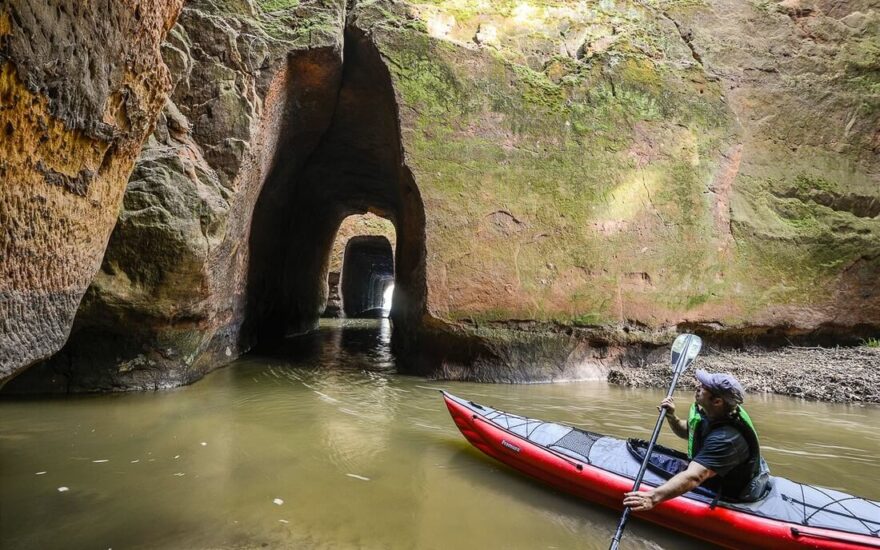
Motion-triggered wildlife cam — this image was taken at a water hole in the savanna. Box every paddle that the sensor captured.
[608,333,703,550]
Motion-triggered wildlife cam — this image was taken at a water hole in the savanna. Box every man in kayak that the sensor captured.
[623,369,769,511]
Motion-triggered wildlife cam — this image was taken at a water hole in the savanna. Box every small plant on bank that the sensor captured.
[862,338,880,348]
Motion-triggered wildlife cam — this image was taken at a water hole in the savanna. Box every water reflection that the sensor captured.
[1,319,878,550]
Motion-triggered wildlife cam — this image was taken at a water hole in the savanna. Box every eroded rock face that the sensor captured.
[367,0,879,376]
[6,0,348,390]
[5,0,878,391]
[0,0,185,385]
[674,0,880,334]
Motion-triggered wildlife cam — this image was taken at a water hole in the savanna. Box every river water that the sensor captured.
[2,319,879,549]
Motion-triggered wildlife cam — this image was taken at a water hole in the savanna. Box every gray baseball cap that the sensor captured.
[696,369,745,404]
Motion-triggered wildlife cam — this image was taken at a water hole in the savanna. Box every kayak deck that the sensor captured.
[443,391,880,549]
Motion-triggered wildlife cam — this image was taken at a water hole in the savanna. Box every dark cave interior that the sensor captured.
[341,235,395,318]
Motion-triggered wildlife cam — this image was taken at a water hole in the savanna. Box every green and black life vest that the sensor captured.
[687,403,763,499]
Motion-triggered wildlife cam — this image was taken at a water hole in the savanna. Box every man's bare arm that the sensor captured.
[665,413,688,439]
[660,397,689,440]
[623,461,715,512]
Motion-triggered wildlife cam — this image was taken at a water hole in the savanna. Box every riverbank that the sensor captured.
[608,345,880,404]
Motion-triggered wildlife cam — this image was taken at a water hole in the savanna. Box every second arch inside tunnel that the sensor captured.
[324,212,398,319]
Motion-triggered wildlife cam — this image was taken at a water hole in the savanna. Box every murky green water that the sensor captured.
[2,319,879,549]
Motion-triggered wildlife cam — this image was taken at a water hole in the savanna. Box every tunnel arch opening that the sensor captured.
[324,212,397,319]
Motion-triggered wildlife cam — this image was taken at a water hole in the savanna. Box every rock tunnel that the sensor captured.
[242,27,426,353]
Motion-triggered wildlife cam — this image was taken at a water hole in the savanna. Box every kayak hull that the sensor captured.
[443,392,880,550]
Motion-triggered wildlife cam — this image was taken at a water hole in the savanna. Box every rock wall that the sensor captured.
[369,0,880,377]
[678,0,880,334]
[0,0,184,385]
[4,0,348,390]
[4,0,878,390]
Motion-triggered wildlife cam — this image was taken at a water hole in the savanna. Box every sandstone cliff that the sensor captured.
[5,0,349,390]
[0,0,185,385]
[381,0,880,379]
[3,0,878,390]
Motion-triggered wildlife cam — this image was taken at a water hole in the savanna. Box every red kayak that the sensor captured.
[442,391,880,549]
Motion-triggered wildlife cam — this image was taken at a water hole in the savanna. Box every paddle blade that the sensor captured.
[670,333,702,373]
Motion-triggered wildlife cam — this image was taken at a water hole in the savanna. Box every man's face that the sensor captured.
[694,381,716,411]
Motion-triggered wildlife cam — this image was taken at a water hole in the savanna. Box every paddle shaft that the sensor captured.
[608,338,693,550]
[608,408,669,550]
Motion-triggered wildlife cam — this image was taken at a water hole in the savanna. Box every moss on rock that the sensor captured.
[366,0,735,329]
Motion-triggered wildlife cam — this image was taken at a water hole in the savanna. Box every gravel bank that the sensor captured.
[608,345,880,404]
